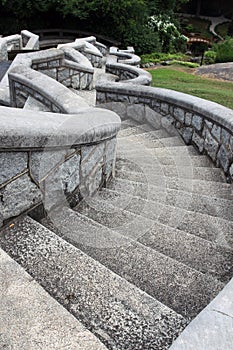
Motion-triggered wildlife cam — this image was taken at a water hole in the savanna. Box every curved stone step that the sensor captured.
[0,248,107,350]
[116,154,214,168]
[108,178,233,221]
[41,209,224,319]
[75,196,233,282]
[117,123,155,138]
[116,164,226,183]
[96,187,233,249]
[118,135,185,148]
[0,216,187,350]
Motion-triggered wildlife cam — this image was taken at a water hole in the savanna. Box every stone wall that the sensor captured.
[58,38,104,68]
[0,106,120,227]
[96,82,233,182]
[106,55,151,85]
[9,65,89,112]
[0,48,94,106]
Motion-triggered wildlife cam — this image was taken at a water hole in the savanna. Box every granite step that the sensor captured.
[95,187,233,249]
[118,128,175,140]
[117,123,156,138]
[118,135,185,148]
[0,248,107,350]
[116,153,214,168]
[75,196,233,282]
[107,178,233,221]
[0,215,187,350]
[120,118,141,129]
[117,142,199,156]
[41,209,224,319]
[109,169,233,200]
[115,164,226,183]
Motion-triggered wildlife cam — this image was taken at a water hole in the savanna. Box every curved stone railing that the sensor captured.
[0,30,39,62]
[21,30,39,50]
[109,46,141,66]
[96,74,233,182]
[58,38,104,68]
[0,48,94,106]
[9,65,89,112]
[0,104,121,227]
[82,36,108,56]
[105,55,152,85]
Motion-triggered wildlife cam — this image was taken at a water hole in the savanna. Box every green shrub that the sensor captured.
[213,38,233,63]
[169,60,199,68]
[204,50,217,64]
[140,52,187,65]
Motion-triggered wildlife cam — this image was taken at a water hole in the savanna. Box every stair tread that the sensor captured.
[118,124,155,138]
[98,187,233,248]
[117,154,214,168]
[0,248,107,350]
[0,216,187,350]
[75,195,233,282]
[42,209,224,319]
[118,135,185,148]
[115,162,226,183]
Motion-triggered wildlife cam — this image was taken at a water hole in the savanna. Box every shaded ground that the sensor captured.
[0,61,11,81]
[196,62,233,82]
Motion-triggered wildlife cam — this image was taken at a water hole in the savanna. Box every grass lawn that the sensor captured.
[148,65,233,110]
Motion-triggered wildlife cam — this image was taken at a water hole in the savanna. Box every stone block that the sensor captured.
[160,103,169,115]
[126,104,145,122]
[192,115,203,131]
[57,68,70,82]
[0,152,28,186]
[185,113,192,126]
[81,143,105,178]
[41,68,57,80]
[192,132,204,152]
[104,138,117,177]
[71,74,80,89]
[204,130,219,161]
[145,106,162,129]
[80,165,103,198]
[0,173,42,221]
[30,150,68,184]
[179,127,193,144]
[96,92,106,104]
[217,144,231,172]
[221,129,230,145]
[44,154,80,210]
[116,94,129,103]
[205,120,213,129]
[173,107,185,123]
[211,124,221,142]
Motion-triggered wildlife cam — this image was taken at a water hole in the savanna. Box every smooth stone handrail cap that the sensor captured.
[0,106,121,150]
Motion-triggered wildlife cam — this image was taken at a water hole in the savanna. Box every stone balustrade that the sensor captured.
[21,30,39,50]
[0,105,120,227]
[96,62,233,182]
[106,55,152,85]
[109,47,141,66]
[0,48,94,106]
[0,30,39,62]
[58,38,104,68]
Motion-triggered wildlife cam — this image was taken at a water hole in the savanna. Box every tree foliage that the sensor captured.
[0,0,189,54]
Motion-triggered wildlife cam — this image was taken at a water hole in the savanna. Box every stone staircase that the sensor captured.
[0,117,232,349]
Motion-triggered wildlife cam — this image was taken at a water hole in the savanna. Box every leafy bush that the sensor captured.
[213,38,233,63]
[123,24,161,55]
[204,50,217,64]
[140,52,187,65]
[169,60,199,68]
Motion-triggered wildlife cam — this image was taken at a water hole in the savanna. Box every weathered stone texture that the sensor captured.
[0,173,42,221]
[0,152,28,186]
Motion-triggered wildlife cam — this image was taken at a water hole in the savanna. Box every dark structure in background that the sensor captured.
[182,0,233,17]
